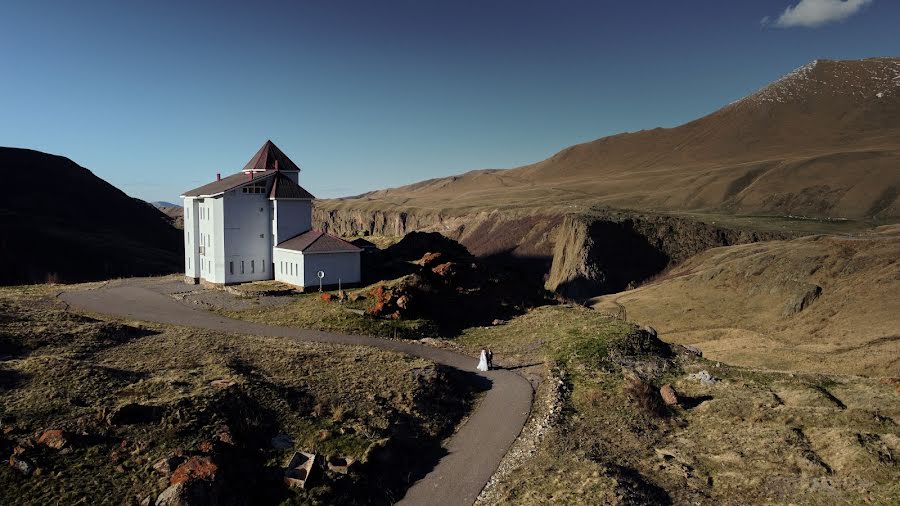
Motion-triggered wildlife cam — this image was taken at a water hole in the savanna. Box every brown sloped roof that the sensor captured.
[243,140,301,172]
[276,230,362,253]
[182,170,274,197]
[269,172,315,200]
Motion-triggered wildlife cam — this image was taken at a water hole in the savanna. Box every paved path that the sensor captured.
[60,282,533,506]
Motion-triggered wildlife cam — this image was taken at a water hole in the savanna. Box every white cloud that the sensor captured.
[771,0,873,28]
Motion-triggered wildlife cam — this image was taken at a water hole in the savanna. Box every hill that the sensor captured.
[0,148,183,285]
[321,57,900,221]
[592,225,900,377]
[153,203,184,229]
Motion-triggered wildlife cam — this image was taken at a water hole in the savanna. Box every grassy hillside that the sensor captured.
[458,305,900,505]
[592,225,900,377]
[0,148,182,285]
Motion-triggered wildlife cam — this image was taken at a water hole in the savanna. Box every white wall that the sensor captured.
[273,199,312,245]
[183,197,200,279]
[221,188,273,284]
[301,251,361,288]
[195,197,224,283]
[273,248,305,287]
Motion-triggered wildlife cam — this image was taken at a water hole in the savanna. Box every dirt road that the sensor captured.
[60,280,533,506]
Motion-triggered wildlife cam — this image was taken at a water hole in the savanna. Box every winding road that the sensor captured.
[60,280,533,506]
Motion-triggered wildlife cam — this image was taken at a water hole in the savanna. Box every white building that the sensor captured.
[181,140,361,289]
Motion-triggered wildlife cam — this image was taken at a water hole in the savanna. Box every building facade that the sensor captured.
[181,140,361,289]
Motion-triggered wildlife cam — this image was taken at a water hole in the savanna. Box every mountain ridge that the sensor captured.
[322,57,900,221]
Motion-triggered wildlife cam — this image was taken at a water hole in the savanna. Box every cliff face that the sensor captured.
[545,211,791,300]
[315,207,563,259]
[315,205,789,300]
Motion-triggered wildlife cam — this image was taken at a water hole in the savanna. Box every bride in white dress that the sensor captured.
[477,349,489,371]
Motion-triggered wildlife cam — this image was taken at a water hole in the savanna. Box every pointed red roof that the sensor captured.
[242,140,301,172]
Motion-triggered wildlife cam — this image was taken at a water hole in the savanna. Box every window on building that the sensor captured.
[262,261,265,272]
[229,261,234,275]
[251,260,255,273]
[241,261,245,274]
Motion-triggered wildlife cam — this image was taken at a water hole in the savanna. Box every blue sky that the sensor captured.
[1,0,897,202]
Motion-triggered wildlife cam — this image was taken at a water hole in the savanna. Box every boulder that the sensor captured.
[170,456,219,485]
[37,429,71,450]
[8,455,34,476]
[155,481,218,506]
[688,370,718,385]
[153,455,186,477]
[431,262,457,278]
[209,379,236,389]
[660,384,679,406]
[682,345,703,357]
[414,252,444,268]
[270,434,293,450]
[107,403,164,426]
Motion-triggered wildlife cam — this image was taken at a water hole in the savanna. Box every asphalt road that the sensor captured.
[60,281,533,506]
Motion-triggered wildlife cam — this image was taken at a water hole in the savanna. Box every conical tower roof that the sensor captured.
[242,140,301,172]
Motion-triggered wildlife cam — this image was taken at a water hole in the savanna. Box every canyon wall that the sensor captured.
[546,211,792,300]
[315,205,791,300]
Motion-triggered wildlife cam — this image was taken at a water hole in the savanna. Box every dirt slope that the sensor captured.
[321,57,900,221]
[591,225,900,377]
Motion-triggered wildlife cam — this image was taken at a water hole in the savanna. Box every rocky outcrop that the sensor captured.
[546,211,791,299]
[315,207,562,259]
[317,204,790,300]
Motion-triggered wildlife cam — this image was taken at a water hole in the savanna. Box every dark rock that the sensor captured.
[153,455,186,477]
[155,480,220,506]
[107,403,165,426]
[270,434,293,450]
[9,455,34,475]
[782,283,822,316]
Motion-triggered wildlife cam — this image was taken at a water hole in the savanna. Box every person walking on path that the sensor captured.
[477,348,489,371]
[487,349,494,370]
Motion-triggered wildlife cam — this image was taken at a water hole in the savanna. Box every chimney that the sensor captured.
[216,173,221,181]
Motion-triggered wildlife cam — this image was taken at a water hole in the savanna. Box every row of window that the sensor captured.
[280,261,300,277]
[242,181,267,194]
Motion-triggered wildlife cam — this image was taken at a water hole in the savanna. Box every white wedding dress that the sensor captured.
[477,350,489,371]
